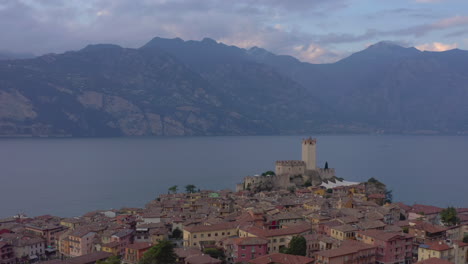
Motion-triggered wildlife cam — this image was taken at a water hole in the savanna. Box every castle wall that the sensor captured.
[317,168,336,180]
[275,164,305,175]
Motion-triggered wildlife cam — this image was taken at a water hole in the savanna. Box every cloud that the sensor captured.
[415,42,458,51]
[0,0,465,64]
[415,0,445,2]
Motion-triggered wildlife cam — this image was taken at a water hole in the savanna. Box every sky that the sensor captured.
[1,0,468,63]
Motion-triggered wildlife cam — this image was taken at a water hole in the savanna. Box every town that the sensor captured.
[0,139,467,264]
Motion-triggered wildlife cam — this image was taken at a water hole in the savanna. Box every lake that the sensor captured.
[0,135,467,218]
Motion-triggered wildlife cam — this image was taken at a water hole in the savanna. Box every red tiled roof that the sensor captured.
[184,221,239,233]
[415,258,454,264]
[422,242,452,251]
[315,240,376,258]
[412,222,447,234]
[411,204,443,215]
[185,254,222,264]
[241,223,311,238]
[126,242,153,250]
[66,252,113,264]
[357,230,413,242]
[249,253,314,264]
[232,237,268,246]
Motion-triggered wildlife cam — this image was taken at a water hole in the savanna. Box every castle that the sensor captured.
[236,137,336,192]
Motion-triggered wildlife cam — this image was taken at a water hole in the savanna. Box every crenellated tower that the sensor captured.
[302,137,317,170]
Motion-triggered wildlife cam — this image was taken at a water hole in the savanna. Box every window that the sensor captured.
[208,234,211,237]
[194,235,197,238]
[215,233,218,236]
[242,246,246,250]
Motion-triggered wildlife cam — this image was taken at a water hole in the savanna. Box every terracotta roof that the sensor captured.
[66,252,113,264]
[420,242,452,251]
[174,247,203,258]
[315,240,376,258]
[411,204,443,215]
[184,221,239,233]
[249,253,314,264]
[241,223,311,238]
[412,222,447,234]
[357,230,413,242]
[102,241,120,248]
[415,258,454,264]
[126,242,153,250]
[185,254,222,264]
[232,237,268,246]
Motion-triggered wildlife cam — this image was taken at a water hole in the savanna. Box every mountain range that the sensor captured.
[0,38,467,137]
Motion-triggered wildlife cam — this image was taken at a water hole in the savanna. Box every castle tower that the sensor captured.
[302,137,317,170]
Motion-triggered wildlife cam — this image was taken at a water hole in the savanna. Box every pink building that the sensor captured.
[67,229,97,257]
[227,237,268,263]
[110,229,134,256]
[356,230,414,264]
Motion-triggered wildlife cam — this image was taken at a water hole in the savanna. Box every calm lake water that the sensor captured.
[0,135,467,218]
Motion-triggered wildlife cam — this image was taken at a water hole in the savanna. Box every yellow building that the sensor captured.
[330,225,358,241]
[102,241,120,256]
[183,222,239,248]
[418,241,468,264]
[239,223,312,253]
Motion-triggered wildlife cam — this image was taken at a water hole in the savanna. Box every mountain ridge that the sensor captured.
[0,37,467,137]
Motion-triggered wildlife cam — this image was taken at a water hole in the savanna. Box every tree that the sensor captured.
[324,162,329,170]
[440,207,460,226]
[326,188,333,193]
[304,180,312,187]
[185,184,196,193]
[261,171,275,176]
[385,190,393,204]
[402,227,409,234]
[139,240,177,264]
[171,228,182,239]
[203,248,225,260]
[283,236,306,256]
[97,256,121,264]
[168,185,178,194]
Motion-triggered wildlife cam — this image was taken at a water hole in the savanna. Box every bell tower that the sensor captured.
[302,137,317,170]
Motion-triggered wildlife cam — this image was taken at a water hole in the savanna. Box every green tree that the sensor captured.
[97,256,121,264]
[261,171,276,176]
[402,227,409,234]
[283,236,306,256]
[324,162,329,170]
[168,185,178,194]
[440,207,460,226]
[185,184,196,193]
[171,228,182,239]
[326,188,333,193]
[139,240,177,264]
[304,180,312,187]
[385,190,393,204]
[463,234,468,243]
[203,248,225,260]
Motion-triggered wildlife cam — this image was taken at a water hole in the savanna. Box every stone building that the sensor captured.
[237,137,337,192]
